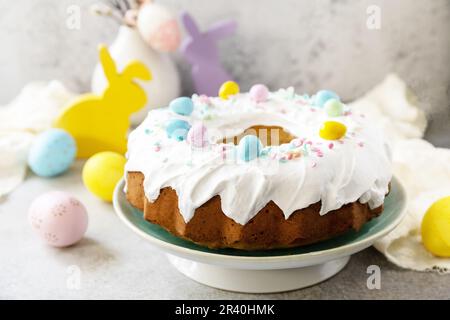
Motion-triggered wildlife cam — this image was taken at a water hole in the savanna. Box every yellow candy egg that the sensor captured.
[82,151,126,202]
[319,121,347,140]
[219,81,240,100]
[421,196,450,257]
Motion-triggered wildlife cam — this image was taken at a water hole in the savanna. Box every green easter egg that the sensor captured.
[324,99,344,117]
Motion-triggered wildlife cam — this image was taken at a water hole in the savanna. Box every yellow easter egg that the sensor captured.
[421,196,450,257]
[219,81,240,100]
[82,151,126,202]
[319,121,347,140]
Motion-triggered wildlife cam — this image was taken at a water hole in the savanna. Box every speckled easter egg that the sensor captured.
[28,191,88,247]
[238,135,263,162]
[187,123,208,148]
[314,90,340,107]
[166,119,191,141]
[249,84,269,103]
[324,99,344,117]
[82,151,126,202]
[219,81,240,100]
[28,129,76,177]
[170,97,194,116]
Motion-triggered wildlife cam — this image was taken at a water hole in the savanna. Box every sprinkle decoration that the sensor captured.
[274,87,300,101]
[295,98,309,107]
[254,136,336,163]
[220,146,227,160]
[153,142,161,152]
[198,94,211,105]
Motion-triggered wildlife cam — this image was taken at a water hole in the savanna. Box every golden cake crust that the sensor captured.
[126,171,384,250]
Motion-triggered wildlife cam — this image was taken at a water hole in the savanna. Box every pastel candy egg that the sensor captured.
[170,97,194,116]
[238,135,263,162]
[324,99,344,117]
[219,81,240,100]
[314,90,340,107]
[319,121,347,140]
[187,123,208,148]
[28,129,76,177]
[166,119,191,141]
[421,196,450,257]
[82,151,126,202]
[28,191,88,247]
[249,84,269,103]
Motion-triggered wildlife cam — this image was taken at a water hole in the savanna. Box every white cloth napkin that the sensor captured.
[351,74,450,273]
[0,81,74,198]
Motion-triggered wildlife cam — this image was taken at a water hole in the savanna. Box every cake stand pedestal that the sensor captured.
[114,177,407,294]
[167,254,350,293]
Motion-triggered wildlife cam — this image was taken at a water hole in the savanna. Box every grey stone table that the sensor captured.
[1,161,449,300]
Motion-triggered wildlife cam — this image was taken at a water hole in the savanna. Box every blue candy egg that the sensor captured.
[170,97,194,116]
[314,90,340,107]
[238,135,263,162]
[166,119,191,141]
[28,129,77,177]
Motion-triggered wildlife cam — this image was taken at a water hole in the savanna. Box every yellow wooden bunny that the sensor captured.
[55,44,152,158]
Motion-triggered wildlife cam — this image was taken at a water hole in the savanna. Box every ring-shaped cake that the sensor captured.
[125,85,392,249]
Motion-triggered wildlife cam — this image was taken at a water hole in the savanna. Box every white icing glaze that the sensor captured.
[125,88,392,225]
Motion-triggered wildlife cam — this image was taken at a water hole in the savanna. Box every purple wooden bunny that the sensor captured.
[180,12,237,96]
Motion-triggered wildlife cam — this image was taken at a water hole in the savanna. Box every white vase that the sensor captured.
[91,26,180,125]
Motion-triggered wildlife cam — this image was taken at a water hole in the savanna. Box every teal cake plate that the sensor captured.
[113,177,407,293]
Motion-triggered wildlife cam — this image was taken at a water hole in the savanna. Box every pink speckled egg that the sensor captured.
[28,191,88,247]
[187,123,208,148]
[249,84,269,103]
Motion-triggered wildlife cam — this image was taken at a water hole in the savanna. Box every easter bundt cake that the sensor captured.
[125,84,392,250]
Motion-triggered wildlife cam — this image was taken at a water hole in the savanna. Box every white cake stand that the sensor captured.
[166,254,350,293]
[114,177,407,293]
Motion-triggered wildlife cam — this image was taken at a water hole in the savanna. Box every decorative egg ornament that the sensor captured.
[82,151,126,202]
[324,99,344,117]
[170,97,194,116]
[28,129,76,177]
[28,191,88,247]
[319,121,347,140]
[187,123,208,148]
[314,90,340,107]
[238,135,263,162]
[166,119,191,141]
[249,84,269,103]
[137,2,181,52]
[219,81,240,100]
[421,196,450,257]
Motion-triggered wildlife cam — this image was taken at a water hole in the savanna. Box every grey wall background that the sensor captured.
[1,0,449,146]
